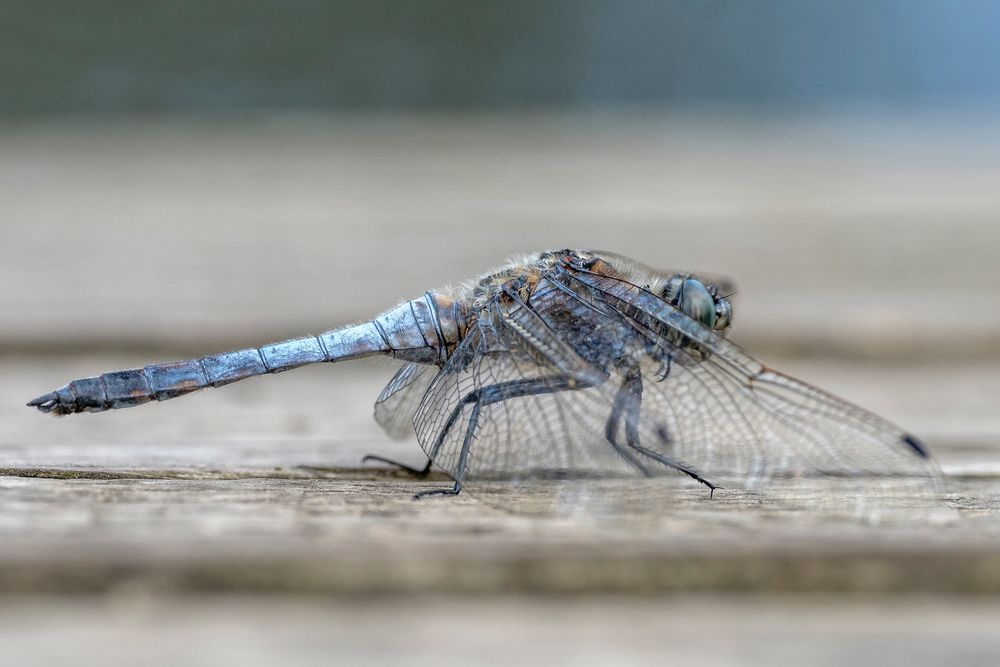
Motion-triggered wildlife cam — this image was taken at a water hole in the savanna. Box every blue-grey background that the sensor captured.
[6,0,1000,115]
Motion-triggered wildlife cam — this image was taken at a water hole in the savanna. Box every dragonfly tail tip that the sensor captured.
[27,392,60,413]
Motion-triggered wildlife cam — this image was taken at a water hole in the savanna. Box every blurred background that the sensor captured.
[3,2,1000,665]
[4,0,1000,358]
[4,0,1000,361]
[7,0,1000,114]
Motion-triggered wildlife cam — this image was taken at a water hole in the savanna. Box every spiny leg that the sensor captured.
[604,384,653,476]
[619,368,719,497]
[415,375,589,499]
[414,399,481,499]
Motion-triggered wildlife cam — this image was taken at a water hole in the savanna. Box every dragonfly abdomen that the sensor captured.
[29,292,469,416]
[371,291,468,364]
[30,336,346,415]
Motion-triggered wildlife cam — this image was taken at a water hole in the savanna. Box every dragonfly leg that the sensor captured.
[418,375,588,499]
[604,387,653,476]
[654,354,673,382]
[413,484,462,499]
[360,455,432,478]
[415,397,482,499]
[620,369,719,497]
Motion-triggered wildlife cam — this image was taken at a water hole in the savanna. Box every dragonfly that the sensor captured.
[28,249,938,501]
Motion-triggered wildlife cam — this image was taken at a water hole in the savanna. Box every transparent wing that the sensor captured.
[411,321,611,481]
[412,265,940,516]
[635,354,937,484]
[555,267,942,491]
[374,362,436,439]
[412,305,705,490]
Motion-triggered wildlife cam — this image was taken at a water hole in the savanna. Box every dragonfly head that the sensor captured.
[662,276,733,332]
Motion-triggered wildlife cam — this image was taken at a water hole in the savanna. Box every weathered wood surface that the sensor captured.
[3,115,1000,662]
[4,356,999,595]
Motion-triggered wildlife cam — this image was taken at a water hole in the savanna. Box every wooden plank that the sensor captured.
[4,357,1000,595]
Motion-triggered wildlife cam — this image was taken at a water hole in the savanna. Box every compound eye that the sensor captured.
[679,279,717,329]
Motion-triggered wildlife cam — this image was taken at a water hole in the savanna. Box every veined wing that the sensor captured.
[412,299,708,490]
[555,265,940,486]
[374,362,436,439]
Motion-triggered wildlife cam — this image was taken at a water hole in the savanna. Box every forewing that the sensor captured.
[559,267,941,489]
[634,354,937,485]
[374,362,436,439]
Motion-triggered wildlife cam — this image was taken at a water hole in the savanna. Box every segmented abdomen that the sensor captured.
[29,291,470,416]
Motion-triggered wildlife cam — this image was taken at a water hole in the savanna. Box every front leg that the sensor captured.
[618,367,719,497]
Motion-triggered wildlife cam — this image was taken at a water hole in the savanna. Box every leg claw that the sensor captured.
[413,484,461,500]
